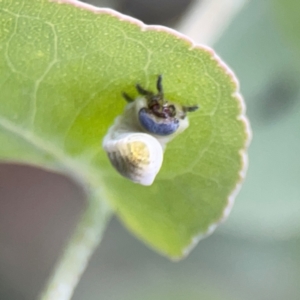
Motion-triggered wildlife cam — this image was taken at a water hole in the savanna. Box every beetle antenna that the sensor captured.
[156,75,163,94]
[122,92,134,103]
[156,74,165,103]
[183,105,199,112]
[136,83,153,96]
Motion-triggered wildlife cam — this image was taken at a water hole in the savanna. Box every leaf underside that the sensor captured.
[0,0,250,258]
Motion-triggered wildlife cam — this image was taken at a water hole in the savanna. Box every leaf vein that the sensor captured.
[30,21,58,129]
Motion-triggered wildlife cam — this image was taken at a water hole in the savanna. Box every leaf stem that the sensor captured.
[177,0,249,45]
[39,189,112,300]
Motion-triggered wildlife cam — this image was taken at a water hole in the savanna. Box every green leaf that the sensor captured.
[0,0,250,258]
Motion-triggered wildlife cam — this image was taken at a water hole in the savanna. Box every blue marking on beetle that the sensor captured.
[139,108,179,136]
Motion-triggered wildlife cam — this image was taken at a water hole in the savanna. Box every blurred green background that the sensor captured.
[1,0,300,299]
